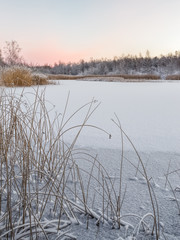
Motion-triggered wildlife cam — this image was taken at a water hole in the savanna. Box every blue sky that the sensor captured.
[0,0,180,65]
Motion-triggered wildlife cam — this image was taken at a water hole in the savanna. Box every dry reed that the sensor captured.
[166,75,180,80]
[0,67,49,87]
[0,88,164,239]
[48,74,161,81]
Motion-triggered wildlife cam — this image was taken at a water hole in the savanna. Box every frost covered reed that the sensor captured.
[0,88,111,239]
[0,88,163,239]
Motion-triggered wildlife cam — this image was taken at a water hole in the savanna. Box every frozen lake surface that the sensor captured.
[41,80,180,153]
[48,80,180,239]
[9,80,180,239]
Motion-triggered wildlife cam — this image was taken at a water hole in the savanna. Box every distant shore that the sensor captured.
[1,73,180,87]
[48,74,180,82]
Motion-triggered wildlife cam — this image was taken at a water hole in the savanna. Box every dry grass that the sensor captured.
[0,67,50,87]
[1,67,33,86]
[114,74,160,80]
[0,89,112,239]
[48,74,161,81]
[31,72,49,85]
[166,75,180,80]
[48,74,88,80]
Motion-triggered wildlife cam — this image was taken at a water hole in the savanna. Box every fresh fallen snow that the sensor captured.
[7,80,180,239]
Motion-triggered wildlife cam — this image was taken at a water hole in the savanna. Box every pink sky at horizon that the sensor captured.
[1,0,180,65]
[23,43,101,65]
[23,46,180,66]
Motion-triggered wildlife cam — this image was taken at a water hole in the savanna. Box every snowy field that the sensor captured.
[1,80,180,239]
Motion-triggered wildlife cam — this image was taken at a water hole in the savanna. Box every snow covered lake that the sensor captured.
[46,80,180,239]
[4,80,180,239]
[36,80,180,153]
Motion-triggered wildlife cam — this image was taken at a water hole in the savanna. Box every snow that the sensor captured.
[2,80,180,239]
[28,80,180,153]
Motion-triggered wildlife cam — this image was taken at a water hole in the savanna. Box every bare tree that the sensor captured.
[3,40,23,65]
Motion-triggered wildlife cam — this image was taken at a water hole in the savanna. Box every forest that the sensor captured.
[35,51,180,79]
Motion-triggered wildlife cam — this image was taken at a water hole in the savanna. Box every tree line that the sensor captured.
[1,41,180,78]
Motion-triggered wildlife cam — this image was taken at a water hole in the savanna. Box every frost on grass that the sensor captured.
[0,66,49,87]
[0,87,179,239]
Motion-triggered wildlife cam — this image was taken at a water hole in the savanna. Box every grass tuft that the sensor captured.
[1,66,32,86]
[0,67,50,87]
[31,72,49,85]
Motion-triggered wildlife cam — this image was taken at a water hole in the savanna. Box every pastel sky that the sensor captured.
[0,0,180,65]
